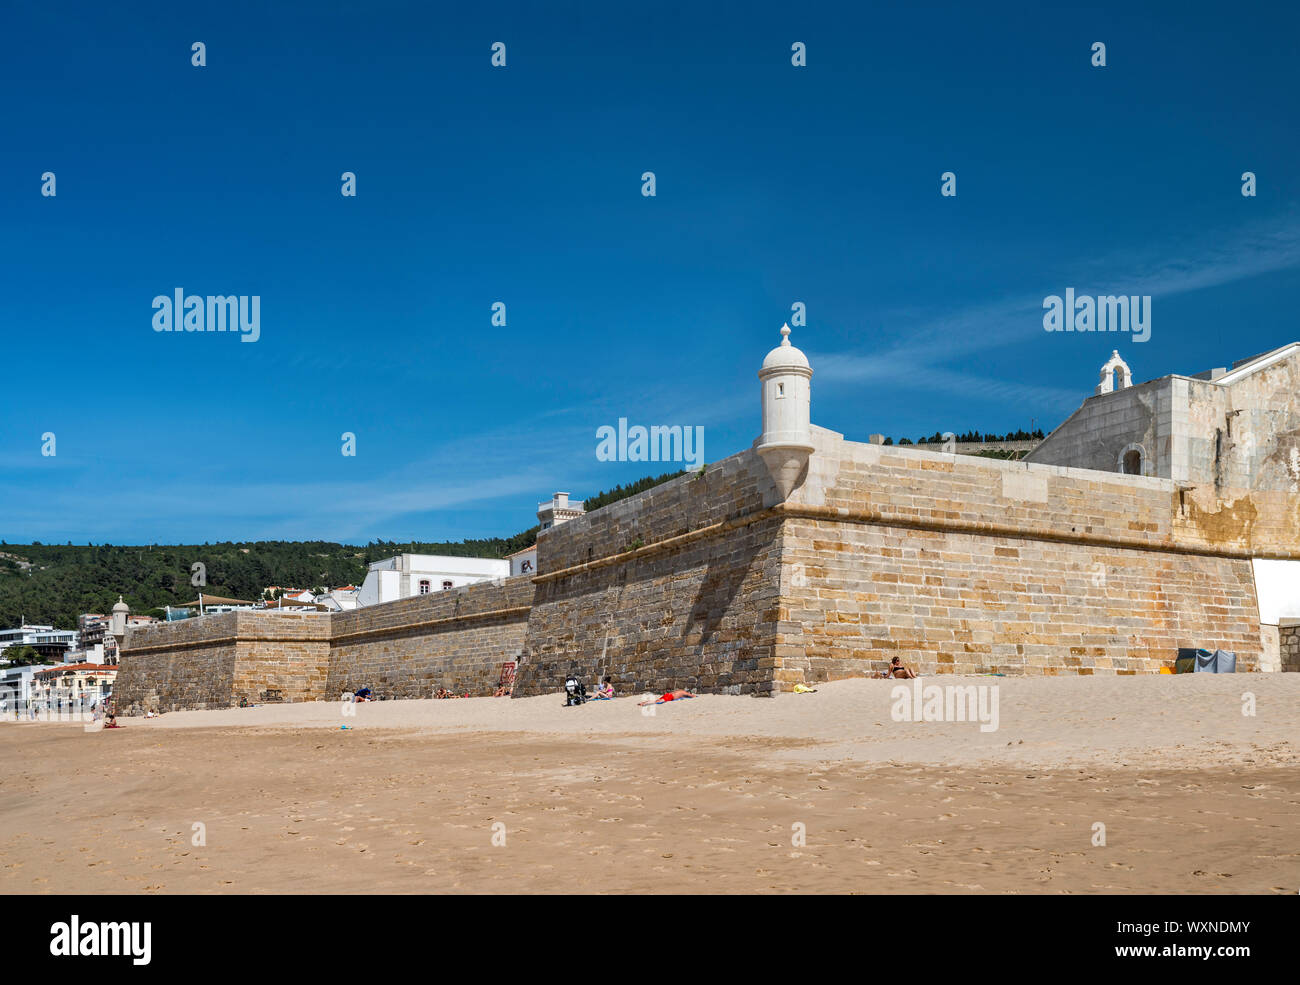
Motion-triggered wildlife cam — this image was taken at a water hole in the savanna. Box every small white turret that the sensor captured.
[756,324,815,499]
[110,595,130,638]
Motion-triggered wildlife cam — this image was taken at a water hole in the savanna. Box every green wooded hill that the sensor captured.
[0,470,687,630]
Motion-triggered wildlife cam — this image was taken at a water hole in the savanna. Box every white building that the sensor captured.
[537,491,584,530]
[505,545,537,578]
[0,665,39,709]
[0,625,78,661]
[164,595,259,620]
[316,586,360,611]
[355,493,585,602]
[356,554,510,606]
[505,492,588,576]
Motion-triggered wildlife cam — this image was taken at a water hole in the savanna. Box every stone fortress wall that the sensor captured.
[113,610,330,712]
[325,575,532,699]
[116,335,1300,711]
[511,450,785,697]
[777,427,1268,681]
[117,433,1296,711]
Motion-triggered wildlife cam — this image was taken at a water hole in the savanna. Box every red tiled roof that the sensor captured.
[34,664,117,677]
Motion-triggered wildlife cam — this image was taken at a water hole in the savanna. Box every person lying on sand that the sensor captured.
[876,656,917,679]
[638,688,696,706]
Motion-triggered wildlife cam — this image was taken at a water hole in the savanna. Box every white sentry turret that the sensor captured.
[756,323,814,499]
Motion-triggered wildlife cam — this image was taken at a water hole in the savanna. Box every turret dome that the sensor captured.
[761,324,811,372]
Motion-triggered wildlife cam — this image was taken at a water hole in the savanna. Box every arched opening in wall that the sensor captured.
[1122,449,1143,475]
[1110,369,1122,392]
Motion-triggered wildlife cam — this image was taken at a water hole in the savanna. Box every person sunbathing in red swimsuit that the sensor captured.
[638,688,696,706]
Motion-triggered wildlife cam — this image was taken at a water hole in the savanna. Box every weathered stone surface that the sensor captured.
[777,430,1267,679]
[118,427,1300,710]
[114,611,329,712]
[327,576,531,699]
[1280,620,1300,672]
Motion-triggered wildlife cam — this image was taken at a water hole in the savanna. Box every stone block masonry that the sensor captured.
[326,576,532,699]
[114,611,330,713]
[118,580,531,711]
[513,451,785,697]
[118,427,1300,709]
[777,428,1266,678]
[1281,620,1300,672]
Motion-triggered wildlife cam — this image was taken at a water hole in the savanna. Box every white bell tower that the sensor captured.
[756,323,814,499]
[1096,350,1133,395]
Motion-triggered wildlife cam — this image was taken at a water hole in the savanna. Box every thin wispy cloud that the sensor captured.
[815,209,1300,404]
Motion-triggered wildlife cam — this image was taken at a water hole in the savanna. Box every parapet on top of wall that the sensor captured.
[534,450,777,577]
[798,426,1176,540]
[331,574,532,641]
[799,428,1300,559]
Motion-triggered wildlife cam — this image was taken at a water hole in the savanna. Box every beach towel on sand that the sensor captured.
[1175,648,1237,673]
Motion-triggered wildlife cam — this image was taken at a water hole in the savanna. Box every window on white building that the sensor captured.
[419,580,431,595]
[442,580,454,590]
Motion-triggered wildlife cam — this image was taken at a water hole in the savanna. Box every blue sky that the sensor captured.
[3,0,1298,545]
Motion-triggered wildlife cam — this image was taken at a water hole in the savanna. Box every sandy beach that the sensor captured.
[2,676,1297,894]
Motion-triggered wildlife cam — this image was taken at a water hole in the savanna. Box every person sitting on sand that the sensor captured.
[103,712,121,728]
[354,686,373,702]
[590,677,615,700]
[638,688,696,706]
[877,656,917,679]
